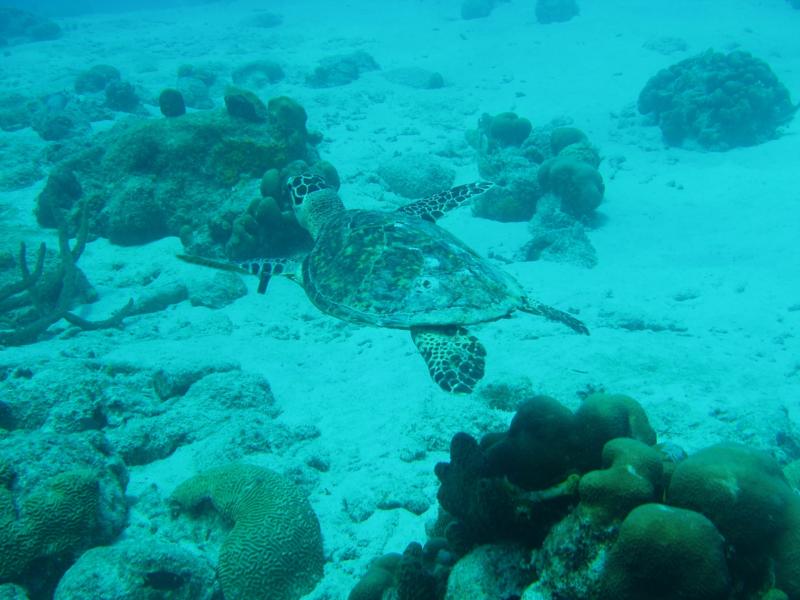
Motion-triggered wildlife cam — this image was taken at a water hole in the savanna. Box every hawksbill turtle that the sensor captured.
[179,174,588,394]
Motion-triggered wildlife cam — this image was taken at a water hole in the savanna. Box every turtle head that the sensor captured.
[286,173,344,238]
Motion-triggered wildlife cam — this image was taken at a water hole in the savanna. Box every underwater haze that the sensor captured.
[1,0,799,598]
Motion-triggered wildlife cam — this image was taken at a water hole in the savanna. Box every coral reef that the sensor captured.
[351,394,800,600]
[535,0,579,24]
[349,541,451,600]
[34,96,324,259]
[54,540,216,600]
[378,153,456,199]
[158,88,186,117]
[0,8,61,45]
[384,67,445,89]
[479,111,533,150]
[518,195,598,267]
[0,431,128,597]
[638,49,796,150]
[470,116,603,226]
[306,51,380,88]
[0,208,132,347]
[468,115,603,267]
[232,59,285,89]
[170,463,324,600]
[599,504,730,600]
[461,0,498,20]
[1,89,110,143]
[74,65,121,95]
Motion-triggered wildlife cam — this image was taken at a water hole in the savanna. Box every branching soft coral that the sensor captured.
[0,206,132,346]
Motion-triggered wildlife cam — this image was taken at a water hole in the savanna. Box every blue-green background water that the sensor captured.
[1,1,799,599]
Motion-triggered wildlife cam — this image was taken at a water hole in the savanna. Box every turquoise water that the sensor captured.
[1,1,799,599]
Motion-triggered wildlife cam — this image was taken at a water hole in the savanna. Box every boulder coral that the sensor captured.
[0,431,128,597]
[34,96,324,258]
[537,152,604,218]
[170,463,324,600]
[638,49,796,150]
[599,504,730,600]
[667,443,800,597]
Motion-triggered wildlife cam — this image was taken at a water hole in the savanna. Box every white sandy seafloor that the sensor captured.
[1,0,799,597]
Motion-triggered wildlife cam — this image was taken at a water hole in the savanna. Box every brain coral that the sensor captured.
[171,463,324,600]
[638,49,796,150]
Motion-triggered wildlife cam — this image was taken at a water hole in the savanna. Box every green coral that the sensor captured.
[667,443,800,597]
[349,553,401,600]
[667,443,791,551]
[550,126,587,155]
[479,112,532,149]
[349,542,447,600]
[599,503,730,600]
[0,469,100,581]
[484,395,577,490]
[171,463,324,600]
[537,154,604,218]
[34,103,316,254]
[572,393,657,468]
[578,438,663,524]
[638,49,796,150]
[224,88,268,122]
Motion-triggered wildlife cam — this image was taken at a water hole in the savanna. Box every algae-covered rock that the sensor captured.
[535,0,579,24]
[444,543,532,599]
[0,8,61,45]
[537,154,604,218]
[638,49,796,150]
[35,102,322,257]
[520,193,597,267]
[105,80,140,112]
[224,87,268,122]
[479,111,533,149]
[378,153,456,199]
[159,88,186,117]
[461,0,496,19]
[306,50,379,88]
[74,64,121,94]
[54,539,216,600]
[232,59,284,88]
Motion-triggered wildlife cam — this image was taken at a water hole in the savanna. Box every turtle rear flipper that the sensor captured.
[397,182,494,222]
[177,254,301,294]
[411,326,486,394]
[520,297,589,335]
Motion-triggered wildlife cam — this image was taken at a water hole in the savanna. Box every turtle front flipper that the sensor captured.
[410,325,486,394]
[177,254,301,294]
[520,297,590,335]
[397,182,494,222]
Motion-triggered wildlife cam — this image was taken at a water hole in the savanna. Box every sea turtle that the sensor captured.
[179,174,588,393]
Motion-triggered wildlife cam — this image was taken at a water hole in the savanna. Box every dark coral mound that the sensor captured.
[638,49,797,150]
[0,8,61,45]
[34,96,324,258]
[535,0,579,24]
[306,51,379,88]
[351,393,800,600]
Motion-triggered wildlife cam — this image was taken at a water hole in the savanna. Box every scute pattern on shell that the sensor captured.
[304,210,523,328]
